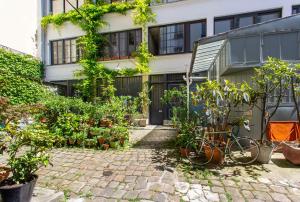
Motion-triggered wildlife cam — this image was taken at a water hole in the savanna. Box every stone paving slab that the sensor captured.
[2,128,300,202]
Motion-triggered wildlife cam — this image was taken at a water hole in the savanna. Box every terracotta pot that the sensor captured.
[97,137,106,145]
[103,144,109,150]
[68,138,75,145]
[119,138,125,146]
[40,117,47,123]
[0,167,10,182]
[100,119,113,128]
[180,147,190,158]
[204,147,224,164]
[282,142,300,165]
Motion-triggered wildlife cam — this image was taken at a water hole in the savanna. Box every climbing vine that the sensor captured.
[41,0,155,102]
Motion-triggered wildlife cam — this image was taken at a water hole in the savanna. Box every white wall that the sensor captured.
[0,0,38,56]
[42,0,300,81]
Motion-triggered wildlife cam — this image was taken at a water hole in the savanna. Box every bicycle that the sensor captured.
[185,124,260,166]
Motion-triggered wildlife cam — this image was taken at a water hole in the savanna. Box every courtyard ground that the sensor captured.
[2,126,300,202]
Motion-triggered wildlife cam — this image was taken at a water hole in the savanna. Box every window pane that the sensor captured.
[149,27,160,55]
[189,22,206,51]
[52,42,58,65]
[64,40,71,63]
[57,41,63,64]
[71,39,77,62]
[257,12,280,23]
[238,16,254,28]
[128,31,136,56]
[52,0,64,14]
[165,24,184,54]
[119,32,128,57]
[263,34,280,60]
[102,34,110,59]
[215,19,233,34]
[245,36,260,63]
[230,38,245,64]
[111,33,119,58]
[281,32,299,60]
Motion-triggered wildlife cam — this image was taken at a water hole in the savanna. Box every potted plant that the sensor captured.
[84,138,97,148]
[96,128,110,145]
[74,132,87,147]
[111,125,129,147]
[192,80,252,164]
[250,58,294,163]
[0,97,56,202]
[177,133,191,158]
[102,143,110,150]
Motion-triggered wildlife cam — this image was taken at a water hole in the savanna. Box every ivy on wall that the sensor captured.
[0,49,47,105]
[41,0,155,102]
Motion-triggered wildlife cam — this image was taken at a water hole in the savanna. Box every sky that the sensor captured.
[0,0,37,56]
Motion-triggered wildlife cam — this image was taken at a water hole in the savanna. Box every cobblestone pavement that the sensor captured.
[34,127,300,202]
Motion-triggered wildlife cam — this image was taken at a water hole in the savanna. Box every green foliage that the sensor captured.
[41,1,155,102]
[0,48,43,81]
[192,80,252,130]
[251,57,299,140]
[0,48,48,105]
[0,97,56,184]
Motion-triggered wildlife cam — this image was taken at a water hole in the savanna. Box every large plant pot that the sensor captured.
[0,167,10,182]
[282,142,300,165]
[180,147,190,158]
[0,175,37,202]
[205,147,224,165]
[252,145,273,164]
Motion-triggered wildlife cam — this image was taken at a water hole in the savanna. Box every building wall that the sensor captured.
[39,0,300,82]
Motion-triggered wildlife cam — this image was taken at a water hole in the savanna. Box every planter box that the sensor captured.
[282,142,300,165]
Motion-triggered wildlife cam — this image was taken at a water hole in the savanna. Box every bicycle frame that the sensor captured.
[196,126,246,156]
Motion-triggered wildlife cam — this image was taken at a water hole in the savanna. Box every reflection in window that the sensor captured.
[214,9,281,34]
[149,21,206,55]
[292,5,300,14]
[215,19,233,34]
[102,29,142,60]
[51,38,80,65]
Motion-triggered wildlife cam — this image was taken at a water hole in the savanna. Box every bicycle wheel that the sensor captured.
[229,137,259,165]
[186,138,213,166]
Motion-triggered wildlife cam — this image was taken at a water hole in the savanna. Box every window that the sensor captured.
[102,29,142,60]
[51,38,81,65]
[50,0,83,14]
[149,20,206,55]
[214,9,281,34]
[292,5,300,14]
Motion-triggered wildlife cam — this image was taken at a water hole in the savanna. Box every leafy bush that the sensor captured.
[0,48,47,105]
[0,97,57,184]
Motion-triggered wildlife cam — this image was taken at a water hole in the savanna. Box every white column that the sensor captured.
[206,16,215,37]
[282,1,293,17]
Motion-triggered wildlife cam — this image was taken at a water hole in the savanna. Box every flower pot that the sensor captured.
[102,144,109,150]
[110,141,119,149]
[68,138,75,145]
[204,147,224,164]
[97,137,106,145]
[282,142,300,165]
[100,119,112,128]
[0,175,37,202]
[119,138,125,146]
[0,167,10,182]
[39,117,47,123]
[180,147,190,158]
[252,145,273,164]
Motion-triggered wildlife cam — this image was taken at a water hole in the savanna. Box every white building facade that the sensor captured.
[37,0,300,124]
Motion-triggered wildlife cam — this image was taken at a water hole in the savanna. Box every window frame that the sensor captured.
[50,0,79,13]
[292,5,300,15]
[50,37,81,65]
[148,19,207,56]
[214,9,282,34]
[100,29,142,61]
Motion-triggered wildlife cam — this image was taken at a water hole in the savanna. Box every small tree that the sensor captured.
[192,80,253,131]
[251,58,293,141]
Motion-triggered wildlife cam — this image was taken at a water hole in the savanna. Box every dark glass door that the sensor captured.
[150,83,164,125]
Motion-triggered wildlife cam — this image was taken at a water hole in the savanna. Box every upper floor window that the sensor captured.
[214,9,281,34]
[101,29,142,60]
[50,0,84,14]
[292,5,300,14]
[51,38,81,65]
[149,20,206,55]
